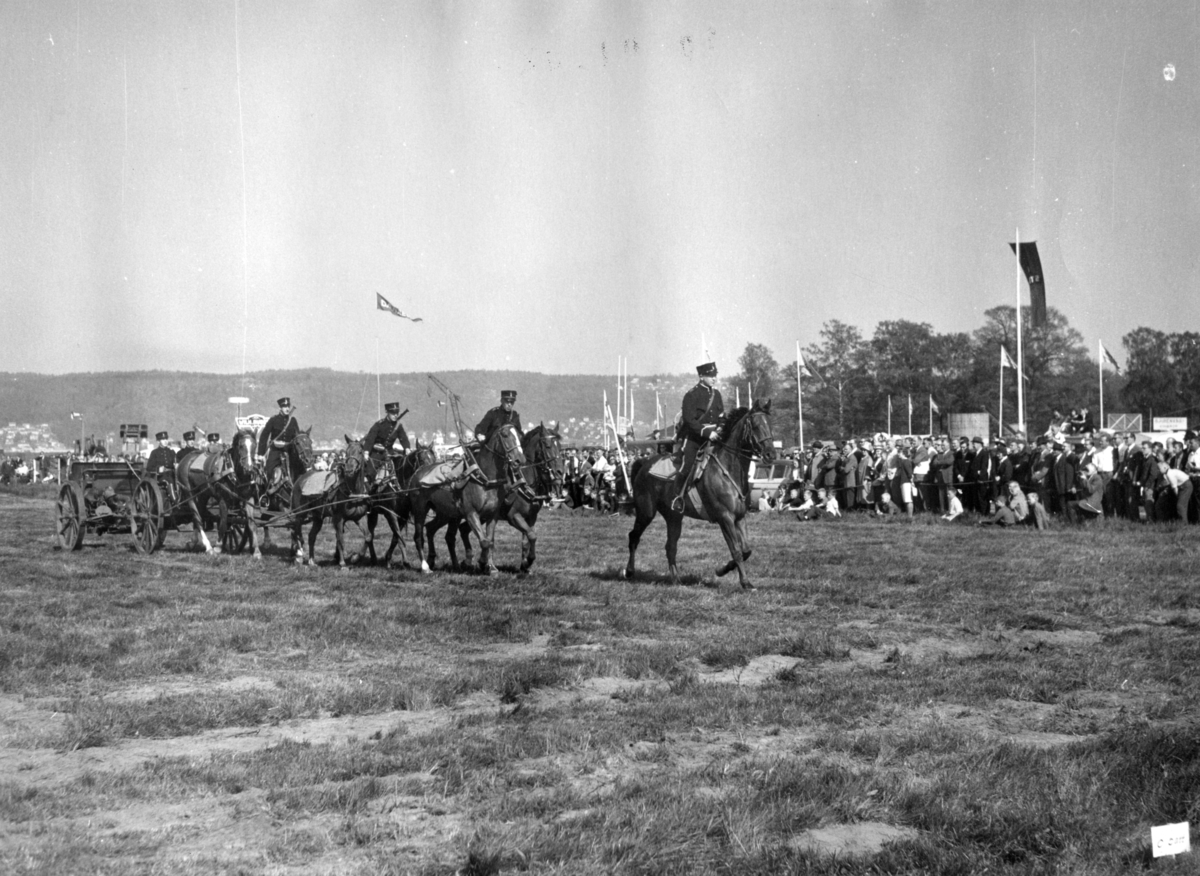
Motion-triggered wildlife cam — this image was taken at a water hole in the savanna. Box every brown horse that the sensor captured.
[491,422,563,571]
[289,437,368,567]
[350,442,436,567]
[624,400,775,590]
[173,433,262,558]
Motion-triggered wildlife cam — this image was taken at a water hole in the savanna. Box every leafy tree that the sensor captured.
[734,343,780,406]
[798,321,876,439]
[1122,327,1176,420]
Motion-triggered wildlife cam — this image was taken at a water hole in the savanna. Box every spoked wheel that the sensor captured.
[219,500,251,554]
[130,479,166,554]
[56,483,86,551]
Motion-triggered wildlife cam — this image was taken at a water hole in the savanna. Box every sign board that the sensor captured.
[228,396,250,404]
[1151,821,1190,857]
[1153,417,1189,432]
[236,414,268,436]
[1106,413,1142,432]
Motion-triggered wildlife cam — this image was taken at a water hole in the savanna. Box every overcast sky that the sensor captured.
[2,1,1197,377]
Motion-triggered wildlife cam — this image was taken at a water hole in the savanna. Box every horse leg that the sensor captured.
[382,506,407,569]
[333,514,348,568]
[624,505,656,581]
[506,508,535,573]
[736,515,752,562]
[456,521,473,569]
[291,516,306,565]
[481,514,499,575]
[463,504,493,574]
[713,513,753,590]
[664,512,684,584]
[426,517,443,571]
[306,513,324,566]
[245,499,262,559]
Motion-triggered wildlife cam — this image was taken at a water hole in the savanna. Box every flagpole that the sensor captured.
[1098,339,1104,429]
[376,336,381,420]
[1015,227,1026,436]
[929,394,933,434]
[888,396,892,435]
[796,341,804,450]
[655,389,661,432]
[907,395,912,435]
[603,389,609,451]
[999,347,1004,438]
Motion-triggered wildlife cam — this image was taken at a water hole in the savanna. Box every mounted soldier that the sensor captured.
[475,389,532,499]
[258,397,301,494]
[146,430,179,500]
[672,361,725,511]
[362,402,411,489]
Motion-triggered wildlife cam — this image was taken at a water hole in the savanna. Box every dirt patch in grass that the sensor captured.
[791,821,922,857]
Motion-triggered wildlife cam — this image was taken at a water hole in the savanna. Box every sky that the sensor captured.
[2,1,1199,377]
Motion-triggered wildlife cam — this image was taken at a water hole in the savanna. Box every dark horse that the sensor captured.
[173,430,262,558]
[625,400,775,590]
[289,437,369,567]
[412,424,538,575]
[350,442,437,567]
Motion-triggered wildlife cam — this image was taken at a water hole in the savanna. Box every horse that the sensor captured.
[411,424,526,575]
[491,422,563,571]
[173,430,262,558]
[624,400,775,590]
[350,441,437,567]
[289,436,368,567]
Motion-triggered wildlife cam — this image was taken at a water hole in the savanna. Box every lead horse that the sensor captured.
[289,437,367,567]
[173,429,263,558]
[624,400,775,590]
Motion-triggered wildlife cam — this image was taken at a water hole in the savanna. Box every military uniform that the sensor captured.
[475,390,530,497]
[363,402,411,486]
[673,362,725,509]
[146,432,177,490]
[258,397,301,488]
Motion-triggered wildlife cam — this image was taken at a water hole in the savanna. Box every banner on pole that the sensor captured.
[1008,241,1047,327]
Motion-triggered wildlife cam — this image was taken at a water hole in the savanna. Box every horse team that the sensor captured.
[165,399,777,589]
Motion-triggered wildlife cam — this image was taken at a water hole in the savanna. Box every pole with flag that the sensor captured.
[1015,230,1024,436]
[999,345,1018,437]
[929,395,939,434]
[907,394,913,435]
[1098,340,1123,429]
[736,387,741,408]
[796,342,809,450]
[603,390,609,450]
[655,390,662,433]
[887,396,892,435]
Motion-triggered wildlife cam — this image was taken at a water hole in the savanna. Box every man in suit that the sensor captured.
[672,362,724,510]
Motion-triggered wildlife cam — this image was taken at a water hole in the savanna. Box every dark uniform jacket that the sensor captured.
[362,416,410,460]
[679,383,724,444]
[146,446,177,476]
[257,413,298,456]
[475,407,523,445]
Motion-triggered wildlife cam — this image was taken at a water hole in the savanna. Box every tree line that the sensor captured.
[728,308,1190,445]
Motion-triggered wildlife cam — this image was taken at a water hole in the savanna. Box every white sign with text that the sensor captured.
[1151,821,1190,857]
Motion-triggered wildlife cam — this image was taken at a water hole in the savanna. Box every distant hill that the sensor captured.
[0,369,694,452]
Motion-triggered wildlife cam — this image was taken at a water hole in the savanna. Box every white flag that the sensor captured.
[1000,345,1017,370]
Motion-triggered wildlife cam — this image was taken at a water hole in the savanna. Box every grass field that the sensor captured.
[3,485,1200,875]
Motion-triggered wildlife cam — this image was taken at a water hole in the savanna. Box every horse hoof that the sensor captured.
[742,582,757,592]
[252,552,263,560]
[420,562,431,573]
[486,566,499,577]
[620,568,629,579]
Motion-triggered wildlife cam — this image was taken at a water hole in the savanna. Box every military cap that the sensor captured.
[696,362,718,377]
[384,401,400,414]
[501,390,517,402]
[207,432,220,443]
[277,397,292,408]
[155,430,169,441]
[182,430,196,441]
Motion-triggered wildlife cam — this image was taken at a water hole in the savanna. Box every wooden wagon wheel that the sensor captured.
[130,479,166,554]
[218,499,251,554]
[55,483,87,551]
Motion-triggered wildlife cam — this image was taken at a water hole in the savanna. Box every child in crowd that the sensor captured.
[793,488,817,520]
[819,487,841,518]
[941,489,964,522]
[1027,492,1051,530]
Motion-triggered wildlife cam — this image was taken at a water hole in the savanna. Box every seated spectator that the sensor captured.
[818,487,841,518]
[941,489,964,521]
[793,488,818,521]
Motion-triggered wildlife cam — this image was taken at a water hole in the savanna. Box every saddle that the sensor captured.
[297,470,338,498]
[416,458,468,488]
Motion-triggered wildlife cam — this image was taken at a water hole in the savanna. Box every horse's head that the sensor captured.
[410,440,437,469]
[294,427,315,469]
[523,423,564,495]
[231,430,257,478]
[747,399,776,461]
[490,424,526,464]
[342,435,365,478]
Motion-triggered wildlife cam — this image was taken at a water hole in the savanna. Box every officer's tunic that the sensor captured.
[475,407,524,445]
[258,413,300,481]
[363,416,411,462]
[679,383,725,445]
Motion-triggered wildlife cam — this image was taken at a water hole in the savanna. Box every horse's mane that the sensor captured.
[723,406,752,435]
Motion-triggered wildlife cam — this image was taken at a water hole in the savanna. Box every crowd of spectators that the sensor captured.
[771,426,1200,528]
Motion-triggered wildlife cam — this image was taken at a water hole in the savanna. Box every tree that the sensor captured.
[735,343,780,406]
[799,321,875,439]
[1122,327,1176,420]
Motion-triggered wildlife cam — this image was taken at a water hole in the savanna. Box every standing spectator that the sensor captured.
[911,436,934,513]
[1074,462,1105,520]
[954,437,974,503]
[889,444,914,520]
[1052,442,1080,521]
[1157,460,1193,522]
[855,439,875,509]
[969,437,994,513]
[838,440,859,512]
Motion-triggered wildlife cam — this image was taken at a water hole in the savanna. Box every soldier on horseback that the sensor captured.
[362,402,410,489]
[258,397,301,494]
[672,362,725,511]
[475,390,533,499]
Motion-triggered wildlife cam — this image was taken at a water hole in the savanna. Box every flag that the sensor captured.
[1100,341,1122,376]
[70,412,82,420]
[376,292,423,322]
[796,344,813,378]
[1008,241,1047,327]
[930,397,939,413]
[1000,345,1017,370]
